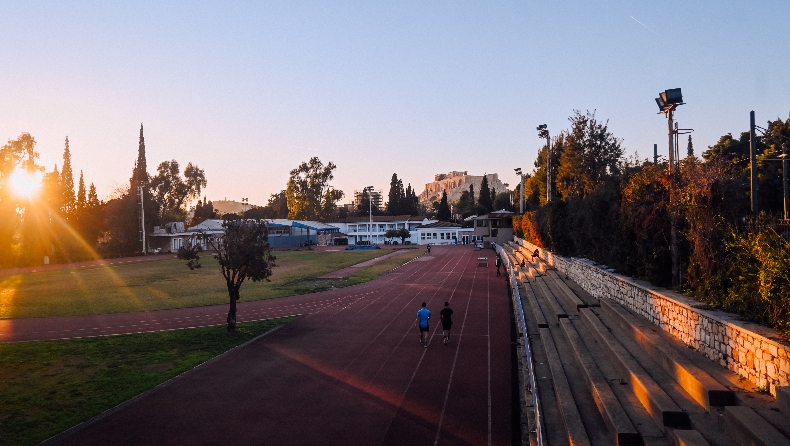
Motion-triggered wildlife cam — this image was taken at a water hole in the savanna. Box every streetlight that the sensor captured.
[537,125,551,202]
[655,88,685,173]
[514,167,525,213]
[754,122,790,220]
[241,197,249,214]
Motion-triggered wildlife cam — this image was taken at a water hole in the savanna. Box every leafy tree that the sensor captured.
[556,110,623,200]
[150,160,207,221]
[385,228,410,244]
[478,174,493,213]
[437,190,451,221]
[456,184,476,218]
[177,242,203,270]
[493,191,513,212]
[286,157,344,221]
[209,220,276,331]
[190,197,219,226]
[402,183,419,215]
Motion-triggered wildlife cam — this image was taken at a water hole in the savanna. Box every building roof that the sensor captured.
[476,210,514,219]
[332,215,427,223]
[416,221,462,229]
[265,219,339,233]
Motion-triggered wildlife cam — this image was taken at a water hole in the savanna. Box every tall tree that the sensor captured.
[77,171,87,212]
[387,173,405,215]
[686,135,694,158]
[131,124,148,187]
[437,190,451,221]
[209,220,275,331]
[60,137,76,216]
[285,157,344,221]
[150,160,207,221]
[478,174,493,213]
[556,110,623,200]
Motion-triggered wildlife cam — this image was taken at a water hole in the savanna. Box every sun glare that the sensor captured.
[8,171,42,199]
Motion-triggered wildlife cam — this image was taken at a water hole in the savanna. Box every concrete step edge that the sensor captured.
[558,317,642,445]
[668,428,712,446]
[598,298,736,409]
[723,406,790,446]
[538,326,592,446]
[578,307,689,430]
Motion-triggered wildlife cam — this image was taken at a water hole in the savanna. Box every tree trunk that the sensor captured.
[671,224,679,288]
[227,286,239,332]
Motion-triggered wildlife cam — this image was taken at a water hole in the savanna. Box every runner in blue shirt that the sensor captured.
[415,302,431,347]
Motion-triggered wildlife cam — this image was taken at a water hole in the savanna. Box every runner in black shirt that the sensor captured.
[440,302,453,345]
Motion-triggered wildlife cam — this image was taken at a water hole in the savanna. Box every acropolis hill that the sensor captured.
[418,171,506,205]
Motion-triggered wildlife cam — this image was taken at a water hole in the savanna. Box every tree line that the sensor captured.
[515,110,790,336]
[0,125,206,265]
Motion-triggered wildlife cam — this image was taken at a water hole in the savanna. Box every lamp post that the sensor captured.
[754,122,790,220]
[514,168,525,213]
[241,197,249,214]
[537,125,550,202]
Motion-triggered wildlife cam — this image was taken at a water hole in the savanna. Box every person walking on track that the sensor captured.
[427,244,431,254]
[495,257,501,276]
[415,302,431,347]
[440,301,453,345]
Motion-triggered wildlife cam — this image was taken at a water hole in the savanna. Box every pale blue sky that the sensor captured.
[1,1,788,205]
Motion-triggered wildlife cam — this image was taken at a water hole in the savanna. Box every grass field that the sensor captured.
[0,317,293,446]
[0,248,420,319]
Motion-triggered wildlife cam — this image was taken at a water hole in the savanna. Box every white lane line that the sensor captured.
[487,266,492,446]
[433,256,477,446]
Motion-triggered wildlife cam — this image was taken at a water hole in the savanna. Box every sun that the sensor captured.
[8,171,42,199]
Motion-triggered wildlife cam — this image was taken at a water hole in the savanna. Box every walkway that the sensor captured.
[49,245,514,445]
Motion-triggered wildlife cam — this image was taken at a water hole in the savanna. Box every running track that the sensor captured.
[50,245,514,446]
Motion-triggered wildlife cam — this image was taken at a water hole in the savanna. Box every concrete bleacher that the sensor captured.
[499,243,790,446]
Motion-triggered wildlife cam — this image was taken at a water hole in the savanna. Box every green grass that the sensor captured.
[0,249,418,319]
[0,317,293,446]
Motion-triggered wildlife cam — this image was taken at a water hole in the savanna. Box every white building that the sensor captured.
[328,215,434,245]
[414,221,463,244]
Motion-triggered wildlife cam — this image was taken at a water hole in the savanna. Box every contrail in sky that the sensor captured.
[630,16,658,35]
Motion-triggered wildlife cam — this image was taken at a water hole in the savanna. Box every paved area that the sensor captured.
[50,245,513,446]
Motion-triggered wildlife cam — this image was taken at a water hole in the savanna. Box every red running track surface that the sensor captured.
[51,245,513,446]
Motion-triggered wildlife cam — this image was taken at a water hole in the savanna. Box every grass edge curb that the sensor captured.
[36,320,291,446]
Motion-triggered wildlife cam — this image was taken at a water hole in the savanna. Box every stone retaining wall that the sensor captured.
[514,237,790,396]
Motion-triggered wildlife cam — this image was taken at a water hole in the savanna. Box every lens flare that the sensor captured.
[8,171,41,198]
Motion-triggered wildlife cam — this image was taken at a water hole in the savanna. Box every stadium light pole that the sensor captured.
[537,125,550,202]
[655,88,685,173]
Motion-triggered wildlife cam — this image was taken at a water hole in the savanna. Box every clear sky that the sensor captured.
[2,1,788,206]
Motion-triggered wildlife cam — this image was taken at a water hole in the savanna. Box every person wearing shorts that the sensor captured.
[415,302,431,347]
[440,302,453,345]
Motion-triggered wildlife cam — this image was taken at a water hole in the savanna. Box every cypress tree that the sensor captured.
[478,174,493,212]
[61,137,76,216]
[438,190,451,221]
[687,135,694,158]
[77,170,87,212]
[132,123,148,187]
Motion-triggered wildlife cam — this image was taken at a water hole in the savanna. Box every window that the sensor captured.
[173,238,183,250]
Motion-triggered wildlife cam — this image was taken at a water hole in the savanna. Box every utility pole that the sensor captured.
[750,111,758,214]
[367,186,374,244]
[139,182,146,255]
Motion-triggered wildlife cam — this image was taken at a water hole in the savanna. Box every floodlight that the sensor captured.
[665,88,683,104]
[537,124,547,130]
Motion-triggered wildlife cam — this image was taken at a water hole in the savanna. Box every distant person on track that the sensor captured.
[440,302,453,345]
[495,257,501,276]
[415,301,431,347]
[427,244,431,255]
